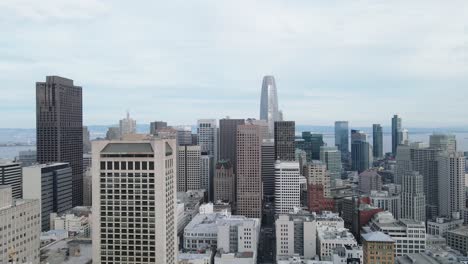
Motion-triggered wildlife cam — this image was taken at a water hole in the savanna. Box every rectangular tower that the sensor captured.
[372,124,383,159]
[391,115,402,156]
[177,145,201,192]
[274,121,295,161]
[36,76,83,206]
[0,161,22,199]
[334,121,349,161]
[219,118,245,172]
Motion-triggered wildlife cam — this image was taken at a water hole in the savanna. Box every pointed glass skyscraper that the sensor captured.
[260,75,280,138]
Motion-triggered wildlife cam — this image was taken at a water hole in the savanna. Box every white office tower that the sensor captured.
[177,145,201,192]
[366,211,426,256]
[398,129,409,145]
[197,119,217,160]
[401,171,426,222]
[119,111,137,136]
[259,76,280,139]
[0,186,41,264]
[370,190,401,219]
[92,138,178,264]
[438,152,465,218]
[430,133,457,152]
[275,161,303,214]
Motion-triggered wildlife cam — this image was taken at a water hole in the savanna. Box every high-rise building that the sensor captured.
[17,150,37,167]
[358,169,382,195]
[83,126,92,153]
[430,133,457,152]
[262,139,276,197]
[119,112,137,136]
[304,161,334,213]
[0,186,41,264]
[236,123,262,218]
[362,232,395,264]
[219,118,244,172]
[369,190,401,219]
[300,132,324,161]
[0,161,22,199]
[391,114,402,156]
[438,152,465,218]
[106,127,120,140]
[260,75,280,139]
[200,154,212,198]
[398,129,409,146]
[274,121,295,161]
[92,138,178,264]
[150,121,167,134]
[334,121,349,160]
[83,168,92,206]
[401,171,426,222]
[177,145,201,192]
[36,76,83,206]
[320,146,342,185]
[214,160,235,204]
[197,119,217,158]
[351,130,372,173]
[274,161,302,214]
[170,125,193,146]
[372,124,383,159]
[22,163,73,231]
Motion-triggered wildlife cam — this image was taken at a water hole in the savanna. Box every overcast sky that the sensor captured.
[1,0,468,128]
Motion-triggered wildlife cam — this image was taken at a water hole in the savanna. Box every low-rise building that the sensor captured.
[40,238,92,264]
[362,232,394,264]
[427,214,464,238]
[396,248,468,264]
[447,225,468,255]
[50,212,91,238]
[331,245,363,263]
[317,227,358,260]
[178,250,213,264]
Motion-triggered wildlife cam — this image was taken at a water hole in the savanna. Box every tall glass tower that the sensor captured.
[260,75,280,138]
[334,121,349,161]
[373,124,383,159]
[392,114,402,156]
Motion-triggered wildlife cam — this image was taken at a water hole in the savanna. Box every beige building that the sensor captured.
[362,232,395,264]
[177,145,201,192]
[214,160,235,204]
[92,137,178,264]
[304,161,331,198]
[236,123,263,218]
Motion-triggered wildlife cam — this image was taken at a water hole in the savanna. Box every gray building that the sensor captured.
[274,121,295,161]
[150,121,167,134]
[36,76,83,206]
[334,121,349,161]
[438,152,465,218]
[401,171,426,222]
[17,150,37,167]
[23,163,73,231]
[351,130,372,173]
[262,139,276,197]
[372,124,383,159]
[391,114,402,156]
[105,127,120,140]
[177,145,201,192]
[214,160,235,204]
[83,126,91,153]
[260,75,280,139]
[430,133,457,153]
[320,146,342,185]
[219,118,244,172]
[0,161,22,199]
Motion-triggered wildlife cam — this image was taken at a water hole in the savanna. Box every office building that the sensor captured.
[274,121,295,161]
[304,161,334,213]
[150,121,167,134]
[200,155,212,198]
[262,139,276,197]
[372,124,383,159]
[446,226,468,255]
[275,161,302,214]
[0,186,41,264]
[317,226,358,260]
[23,163,73,231]
[362,232,395,264]
[391,114,402,156]
[177,145,201,192]
[320,146,342,186]
[92,138,178,264]
[83,126,91,153]
[260,75,280,138]
[438,152,465,218]
[398,129,409,146]
[214,160,235,204]
[171,125,193,146]
[17,150,37,167]
[0,161,22,199]
[427,216,464,238]
[36,76,83,206]
[197,119,217,159]
[119,112,137,136]
[430,133,457,152]
[369,190,401,219]
[83,168,92,206]
[358,169,382,195]
[301,132,324,161]
[219,118,245,172]
[236,123,262,218]
[106,127,120,140]
[351,130,372,173]
[331,245,363,264]
[401,171,426,222]
[334,121,349,160]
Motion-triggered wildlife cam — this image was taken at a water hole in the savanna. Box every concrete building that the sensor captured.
[0,186,41,264]
[200,155,212,199]
[358,169,382,195]
[17,149,37,167]
[40,238,92,264]
[334,121,349,161]
[317,226,358,260]
[92,138,178,264]
[430,133,457,153]
[36,76,83,206]
[362,232,394,264]
[106,127,120,140]
[83,167,92,206]
[50,212,91,238]
[119,111,137,136]
[260,75,280,139]
[219,118,244,173]
[372,124,383,159]
[178,145,201,192]
[392,114,402,156]
[171,125,193,146]
[438,152,465,218]
[236,123,263,218]
[351,130,372,173]
[178,251,212,264]
[274,121,296,161]
[320,146,342,186]
[366,211,426,256]
[370,190,401,219]
[0,161,22,199]
[401,171,426,222]
[197,119,218,161]
[304,161,334,213]
[275,161,303,214]
[331,245,363,264]
[150,121,168,134]
[214,160,235,204]
[300,132,324,161]
[446,225,468,255]
[83,126,91,153]
[262,139,276,197]
[427,215,464,238]
[23,163,73,231]
[396,249,468,264]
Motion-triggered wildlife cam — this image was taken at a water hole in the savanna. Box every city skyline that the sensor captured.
[1,1,468,128]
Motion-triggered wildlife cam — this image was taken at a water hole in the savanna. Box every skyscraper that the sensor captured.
[236,123,262,218]
[430,133,457,153]
[0,161,22,199]
[197,119,217,159]
[219,118,245,172]
[320,146,342,185]
[274,121,295,161]
[36,76,83,206]
[83,126,91,153]
[304,161,334,213]
[92,138,178,264]
[274,161,302,214]
[401,171,426,222]
[351,130,372,173]
[438,152,465,218]
[214,160,235,204]
[177,145,201,192]
[391,114,402,156]
[119,111,137,136]
[372,124,383,159]
[301,132,324,161]
[260,75,280,138]
[334,121,349,161]
[150,121,167,134]
[262,139,276,197]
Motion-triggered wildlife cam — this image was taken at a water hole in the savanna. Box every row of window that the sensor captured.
[100,161,154,171]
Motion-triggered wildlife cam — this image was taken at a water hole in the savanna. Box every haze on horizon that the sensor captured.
[1,0,468,128]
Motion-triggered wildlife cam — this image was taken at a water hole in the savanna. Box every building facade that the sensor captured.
[334,121,349,161]
[401,171,426,222]
[391,114,402,156]
[274,121,296,161]
[177,145,201,192]
[119,112,137,136]
[0,161,22,199]
[260,75,280,139]
[438,152,465,218]
[362,232,394,264]
[274,161,302,214]
[219,118,245,173]
[372,124,383,159]
[214,160,235,204]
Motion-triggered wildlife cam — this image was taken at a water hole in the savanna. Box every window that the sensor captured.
[114,162,120,170]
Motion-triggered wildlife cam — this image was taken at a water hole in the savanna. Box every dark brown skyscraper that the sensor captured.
[219,118,244,172]
[274,121,295,161]
[36,76,83,206]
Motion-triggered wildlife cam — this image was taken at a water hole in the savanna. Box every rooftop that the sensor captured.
[362,232,395,243]
[40,238,92,264]
[101,142,153,153]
